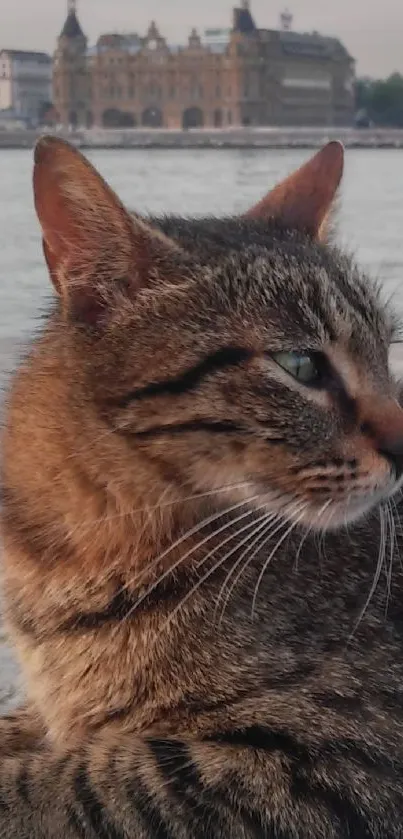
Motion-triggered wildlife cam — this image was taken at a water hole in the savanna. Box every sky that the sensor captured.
[2,0,402,78]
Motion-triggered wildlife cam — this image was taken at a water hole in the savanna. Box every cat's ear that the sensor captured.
[33,136,180,324]
[245,141,344,241]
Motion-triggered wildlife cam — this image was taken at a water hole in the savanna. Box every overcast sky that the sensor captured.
[2,0,402,78]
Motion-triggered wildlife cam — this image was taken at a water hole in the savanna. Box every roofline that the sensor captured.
[0,49,52,60]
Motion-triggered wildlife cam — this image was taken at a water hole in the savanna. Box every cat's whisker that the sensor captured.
[64,493,262,622]
[213,494,306,620]
[348,504,387,644]
[58,480,255,541]
[119,496,266,621]
[215,514,287,628]
[251,504,308,620]
[343,493,353,534]
[60,484,259,576]
[294,499,332,571]
[251,503,307,620]
[390,492,403,537]
[294,523,312,572]
[213,492,309,625]
[136,484,174,548]
[213,511,280,625]
[318,499,335,550]
[384,501,395,617]
[193,510,275,610]
[389,494,403,571]
[315,500,333,564]
[191,509,272,586]
[63,421,126,462]
[153,504,300,642]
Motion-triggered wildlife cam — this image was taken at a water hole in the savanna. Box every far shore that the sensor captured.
[2,126,403,151]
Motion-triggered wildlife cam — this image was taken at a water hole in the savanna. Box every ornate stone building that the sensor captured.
[53,1,355,129]
[53,1,91,127]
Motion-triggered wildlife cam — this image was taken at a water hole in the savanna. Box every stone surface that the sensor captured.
[3,127,403,151]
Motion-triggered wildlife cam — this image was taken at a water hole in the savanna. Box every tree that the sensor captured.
[355,78,372,112]
[355,74,403,127]
[370,74,403,127]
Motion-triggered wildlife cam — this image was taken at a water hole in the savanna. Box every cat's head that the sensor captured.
[33,137,403,532]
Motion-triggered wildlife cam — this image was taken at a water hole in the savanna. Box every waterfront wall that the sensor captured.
[2,127,403,150]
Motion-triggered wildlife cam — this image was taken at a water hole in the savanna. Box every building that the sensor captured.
[0,49,52,125]
[53,0,91,128]
[53,1,355,129]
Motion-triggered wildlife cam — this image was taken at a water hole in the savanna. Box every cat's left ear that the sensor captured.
[33,136,182,326]
[244,141,344,241]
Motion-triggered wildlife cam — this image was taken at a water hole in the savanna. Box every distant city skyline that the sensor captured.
[0,0,402,78]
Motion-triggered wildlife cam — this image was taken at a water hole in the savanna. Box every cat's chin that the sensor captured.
[311,498,379,531]
[322,477,403,531]
[295,493,398,533]
[248,479,402,534]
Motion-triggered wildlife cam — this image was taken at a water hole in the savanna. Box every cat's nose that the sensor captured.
[360,398,403,479]
[377,436,403,479]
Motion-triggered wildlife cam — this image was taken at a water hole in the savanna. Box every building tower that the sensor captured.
[233,0,256,33]
[53,1,91,128]
[280,9,293,31]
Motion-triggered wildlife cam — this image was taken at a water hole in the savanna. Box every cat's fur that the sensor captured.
[1,137,403,837]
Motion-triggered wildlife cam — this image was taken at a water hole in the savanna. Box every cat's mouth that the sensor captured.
[249,471,403,532]
[317,484,398,530]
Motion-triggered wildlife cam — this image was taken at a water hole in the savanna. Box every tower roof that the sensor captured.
[60,2,85,39]
[233,2,256,34]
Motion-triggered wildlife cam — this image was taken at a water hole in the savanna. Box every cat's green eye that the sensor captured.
[272,351,322,385]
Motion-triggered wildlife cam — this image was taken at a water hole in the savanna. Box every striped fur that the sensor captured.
[2,139,403,835]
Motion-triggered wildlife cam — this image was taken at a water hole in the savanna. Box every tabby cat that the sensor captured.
[1,137,403,837]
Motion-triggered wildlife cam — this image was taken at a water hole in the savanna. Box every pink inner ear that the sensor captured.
[42,238,62,294]
[245,141,344,240]
[32,137,186,324]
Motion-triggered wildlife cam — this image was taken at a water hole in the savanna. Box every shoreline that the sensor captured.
[2,127,403,151]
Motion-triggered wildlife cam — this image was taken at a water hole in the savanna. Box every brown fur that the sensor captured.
[1,138,403,837]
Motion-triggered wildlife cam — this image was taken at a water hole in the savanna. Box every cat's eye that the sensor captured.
[272,351,324,386]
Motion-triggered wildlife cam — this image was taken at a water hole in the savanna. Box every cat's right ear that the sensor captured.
[33,136,181,325]
[244,141,344,241]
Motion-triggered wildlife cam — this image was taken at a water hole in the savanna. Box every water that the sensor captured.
[1,147,403,352]
[0,146,403,709]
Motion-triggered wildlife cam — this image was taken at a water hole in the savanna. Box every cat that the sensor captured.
[1,136,403,837]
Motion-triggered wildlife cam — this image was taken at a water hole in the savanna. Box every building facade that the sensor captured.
[0,49,52,125]
[53,1,355,129]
